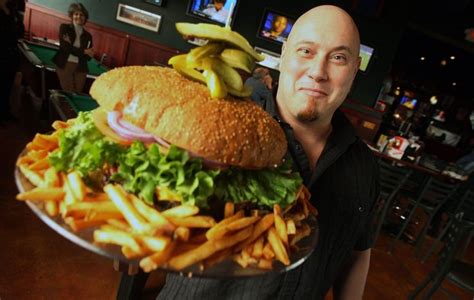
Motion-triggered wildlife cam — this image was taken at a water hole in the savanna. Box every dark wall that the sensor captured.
[30,0,404,107]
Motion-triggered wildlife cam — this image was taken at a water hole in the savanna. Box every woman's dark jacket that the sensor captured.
[52,23,93,73]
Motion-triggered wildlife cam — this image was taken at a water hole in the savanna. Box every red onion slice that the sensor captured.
[107,111,155,143]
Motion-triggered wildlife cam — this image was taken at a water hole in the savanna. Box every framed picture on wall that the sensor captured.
[144,0,164,6]
[257,9,295,44]
[116,4,162,32]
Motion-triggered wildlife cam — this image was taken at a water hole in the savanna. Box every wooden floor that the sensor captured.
[1,88,473,299]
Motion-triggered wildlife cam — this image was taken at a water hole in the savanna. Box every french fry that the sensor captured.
[17,156,34,165]
[28,149,49,161]
[140,241,176,272]
[257,258,272,270]
[274,207,288,247]
[94,228,141,253]
[174,227,190,242]
[232,253,248,268]
[64,201,121,218]
[161,205,199,218]
[45,200,59,216]
[236,214,274,250]
[262,242,275,260]
[205,210,245,240]
[226,216,260,231]
[67,171,86,201]
[65,217,106,232]
[139,236,171,252]
[104,184,154,234]
[268,227,289,265]
[63,174,78,206]
[169,226,253,270]
[224,202,234,218]
[29,157,50,171]
[16,187,65,202]
[286,219,296,235]
[85,211,124,221]
[290,223,311,247]
[252,236,264,259]
[19,165,44,187]
[129,194,174,232]
[44,167,60,188]
[188,232,207,244]
[168,216,216,228]
[106,219,131,232]
[122,246,147,259]
[52,120,68,130]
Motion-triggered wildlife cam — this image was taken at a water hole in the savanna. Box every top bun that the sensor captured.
[90,66,287,169]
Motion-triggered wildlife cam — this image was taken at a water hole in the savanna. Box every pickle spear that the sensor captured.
[203,69,227,99]
[201,57,243,91]
[219,48,255,74]
[187,42,224,68]
[176,23,264,62]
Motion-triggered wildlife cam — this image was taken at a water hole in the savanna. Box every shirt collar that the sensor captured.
[264,98,359,184]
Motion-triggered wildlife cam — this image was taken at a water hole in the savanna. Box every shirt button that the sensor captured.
[359,206,364,212]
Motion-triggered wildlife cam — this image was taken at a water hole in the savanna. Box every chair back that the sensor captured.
[418,176,460,208]
[456,188,474,222]
[378,159,413,197]
[435,212,468,272]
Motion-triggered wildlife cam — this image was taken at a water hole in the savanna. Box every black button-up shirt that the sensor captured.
[157,99,380,300]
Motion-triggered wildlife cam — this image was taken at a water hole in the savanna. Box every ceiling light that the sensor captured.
[440,59,447,66]
[450,56,456,60]
[394,90,400,96]
[430,96,438,105]
[452,82,457,86]
[420,56,425,61]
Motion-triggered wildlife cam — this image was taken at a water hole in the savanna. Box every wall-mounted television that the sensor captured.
[144,0,163,7]
[187,0,239,27]
[400,96,418,110]
[359,43,374,72]
[257,9,295,44]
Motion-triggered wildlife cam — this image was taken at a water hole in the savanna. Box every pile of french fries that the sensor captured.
[16,119,317,273]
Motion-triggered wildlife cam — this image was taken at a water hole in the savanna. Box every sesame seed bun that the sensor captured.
[89,66,287,169]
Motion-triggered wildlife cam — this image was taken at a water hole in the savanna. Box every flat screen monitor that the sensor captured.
[257,9,295,44]
[359,44,374,72]
[187,0,239,27]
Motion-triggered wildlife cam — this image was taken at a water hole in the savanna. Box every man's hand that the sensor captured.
[333,249,371,300]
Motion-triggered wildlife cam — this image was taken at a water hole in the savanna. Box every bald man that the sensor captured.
[157,5,379,299]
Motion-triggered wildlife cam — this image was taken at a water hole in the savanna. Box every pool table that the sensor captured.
[49,89,98,120]
[19,40,108,100]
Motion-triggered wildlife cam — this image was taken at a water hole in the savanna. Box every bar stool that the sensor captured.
[388,175,460,253]
[373,159,413,242]
[421,188,474,263]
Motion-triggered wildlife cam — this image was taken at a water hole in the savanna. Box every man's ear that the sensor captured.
[354,56,361,76]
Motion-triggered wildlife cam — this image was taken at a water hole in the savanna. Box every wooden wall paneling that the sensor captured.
[25,3,68,40]
[125,36,181,67]
[86,26,129,68]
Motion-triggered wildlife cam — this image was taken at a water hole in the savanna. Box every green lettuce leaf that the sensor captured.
[214,159,302,209]
[49,112,126,176]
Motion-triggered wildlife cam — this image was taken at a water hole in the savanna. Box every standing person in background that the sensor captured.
[158,5,379,299]
[52,2,94,93]
[0,0,24,124]
[244,67,274,107]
